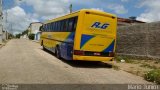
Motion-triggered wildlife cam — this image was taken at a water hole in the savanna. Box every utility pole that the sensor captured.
[0,0,3,43]
[69,4,72,13]
[4,10,8,40]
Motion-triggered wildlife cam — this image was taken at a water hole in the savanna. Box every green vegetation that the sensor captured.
[145,69,160,84]
[15,33,21,38]
[15,30,29,39]
[115,55,160,84]
[22,30,28,36]
[28,34,35,40]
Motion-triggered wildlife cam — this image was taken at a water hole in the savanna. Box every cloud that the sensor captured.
[4,6,39,34]
[107,4,128,14]
[90,8,104,11]
[121,0,129,2]
[137,0,160,22]
[7,0,129,34]
[23,0,70,20]
[7,0,70,34]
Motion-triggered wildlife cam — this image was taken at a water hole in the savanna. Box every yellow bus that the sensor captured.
[40,9,117,61]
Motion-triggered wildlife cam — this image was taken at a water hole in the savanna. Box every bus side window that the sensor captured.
[68,18,74,32]
[57,21,60,32]
[48,23,50,32]
[47,24,49,32]
[60,20,64,32]
[73,17,78,31]
[64,19,69,32]
[43,25,45,31]
[55,22,57,32]
[49,23,51,32]
[45,24,48,32]
[56,22,59,32]
[59,20,63,32]
[63,20,66,31]
[44,24,47,32]
[50,23,53,32]
[52,22,55,32]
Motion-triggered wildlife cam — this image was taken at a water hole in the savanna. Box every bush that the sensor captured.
[145,69,160,84]
[28,34,35,40]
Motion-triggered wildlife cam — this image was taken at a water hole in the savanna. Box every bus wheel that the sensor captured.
[56,46,61,59]
[41,41,46,50]
[43,46,46,50]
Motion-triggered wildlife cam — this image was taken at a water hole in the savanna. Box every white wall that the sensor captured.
[30,23,42,34]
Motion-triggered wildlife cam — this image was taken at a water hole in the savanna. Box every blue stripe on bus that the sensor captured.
[103,40,115,52]
[80,34,94,48]
[65,32,75,43]
[60,32,75,60]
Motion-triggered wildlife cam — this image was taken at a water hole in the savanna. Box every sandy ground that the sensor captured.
[0,39,152,84]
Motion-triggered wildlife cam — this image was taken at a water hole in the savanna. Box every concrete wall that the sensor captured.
[117,21,160,59]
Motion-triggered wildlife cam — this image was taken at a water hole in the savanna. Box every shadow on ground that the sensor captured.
[41,48,113,68]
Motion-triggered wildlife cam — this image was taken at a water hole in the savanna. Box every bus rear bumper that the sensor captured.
[73,55,114,61]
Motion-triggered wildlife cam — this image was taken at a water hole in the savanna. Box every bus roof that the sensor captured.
[44,9,116,24]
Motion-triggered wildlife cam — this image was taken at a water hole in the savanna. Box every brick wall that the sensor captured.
[117,21,160,59]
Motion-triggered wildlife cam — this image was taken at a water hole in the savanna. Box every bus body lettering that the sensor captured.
[91,22,109,29]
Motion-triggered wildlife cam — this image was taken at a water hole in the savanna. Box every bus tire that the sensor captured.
[43,46,46,50]
[55,46,61,59]
[41,41,46,50]
[41,40,43,46]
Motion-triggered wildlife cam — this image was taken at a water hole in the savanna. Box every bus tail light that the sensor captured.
[74,50,84,55]
[109,52,114,57]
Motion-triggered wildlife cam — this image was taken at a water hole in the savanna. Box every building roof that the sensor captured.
[117,17,145,26]
[118,17,145,23]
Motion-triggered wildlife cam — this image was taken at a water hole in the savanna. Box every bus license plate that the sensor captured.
[94,53,101,56]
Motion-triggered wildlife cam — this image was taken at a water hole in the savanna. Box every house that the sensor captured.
[28,22,43,40]
[2,30,8,41]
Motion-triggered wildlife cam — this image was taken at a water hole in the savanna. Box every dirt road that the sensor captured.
[0,39,151,84]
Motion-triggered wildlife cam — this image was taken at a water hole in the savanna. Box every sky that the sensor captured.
[2,0,160,34]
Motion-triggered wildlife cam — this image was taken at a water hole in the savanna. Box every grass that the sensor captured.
[115,55,136,64]
[144,69,160,84]
[140,63,158,69]
[154,60,160,64]
[114,55,160,84]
